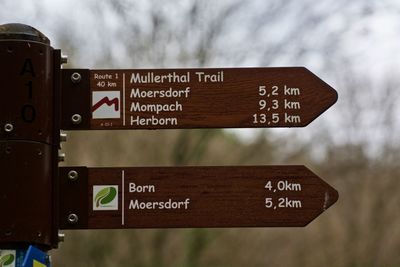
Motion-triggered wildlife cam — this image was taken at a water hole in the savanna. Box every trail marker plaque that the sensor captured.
[59,166,338,229]
[61,68,337,130]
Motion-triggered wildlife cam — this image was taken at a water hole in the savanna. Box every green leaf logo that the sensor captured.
[0,253,15,266]
[95,186,117,207]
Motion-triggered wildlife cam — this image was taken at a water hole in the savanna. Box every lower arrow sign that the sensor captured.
[59,166,338,229]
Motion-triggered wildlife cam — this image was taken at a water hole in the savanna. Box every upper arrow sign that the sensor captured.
[61,67,337,130]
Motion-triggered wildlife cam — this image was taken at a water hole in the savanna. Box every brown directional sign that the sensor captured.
[61,67,337,130]
[59,166,338,229]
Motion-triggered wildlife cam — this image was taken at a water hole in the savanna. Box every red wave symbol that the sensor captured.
[92,97,119,112]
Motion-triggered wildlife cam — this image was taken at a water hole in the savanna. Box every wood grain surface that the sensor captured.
[85,67,337,130]
[59,166,338,229]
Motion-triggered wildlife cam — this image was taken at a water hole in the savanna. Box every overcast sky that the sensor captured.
[2,0,400,76]
[1,0,399,154]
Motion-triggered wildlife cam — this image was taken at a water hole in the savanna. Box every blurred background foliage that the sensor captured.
[2,0,400,266]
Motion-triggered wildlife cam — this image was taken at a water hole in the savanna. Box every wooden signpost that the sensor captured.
[59,166,338,229]
[0,23,339,266]
[60,68,337,130]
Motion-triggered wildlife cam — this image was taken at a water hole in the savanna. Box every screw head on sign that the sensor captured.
[67,213,79,224]
[71,114,82,125]
[4,123,14,132]
[71,72,81,83]
[4,229,12,236]
[68,170,79,181]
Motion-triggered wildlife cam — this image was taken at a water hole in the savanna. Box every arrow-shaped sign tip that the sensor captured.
[324,186,339,211]
[304,67,338,105]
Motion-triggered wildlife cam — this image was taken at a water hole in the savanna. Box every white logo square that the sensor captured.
[92,91,120,119]
[93,185,119,211]
[0,250,16,267]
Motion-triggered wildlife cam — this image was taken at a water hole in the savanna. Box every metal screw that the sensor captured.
[68,170,79,181]
[60,131,67,142]
[61,54,68,65]
[4,123,14,132]
[58,232,65,242]
[71,114,82,125]
[67,214,79,224]
[71,72,81,83]
[58,152,65,162]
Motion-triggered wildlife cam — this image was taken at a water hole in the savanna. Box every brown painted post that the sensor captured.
[0,23,61,250]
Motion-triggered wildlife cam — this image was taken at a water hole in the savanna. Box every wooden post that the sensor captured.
[0,23,61,266]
